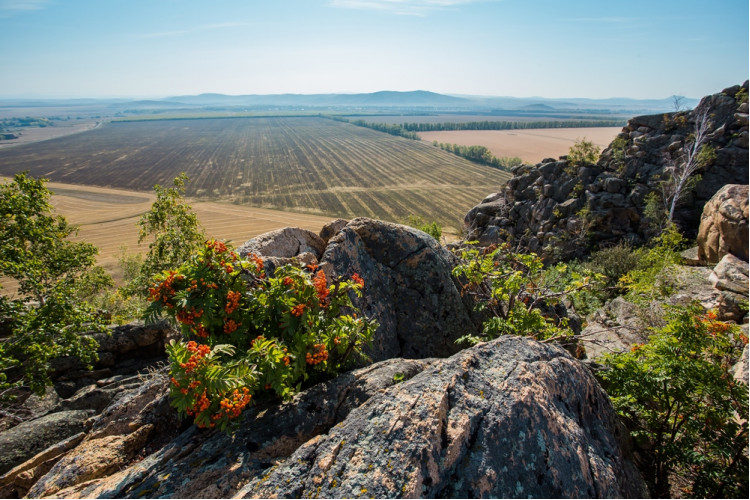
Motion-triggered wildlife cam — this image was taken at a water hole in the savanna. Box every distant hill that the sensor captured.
[165,90,471,108]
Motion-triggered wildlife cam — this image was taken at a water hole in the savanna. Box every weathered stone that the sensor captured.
[320,218,478,361]
[709,253,749,295]
[26,370,178,499]
[237,227,326,261]
[240,336,647,499]
[319,218,349,245]
[33,359,435,499]
[697,184,749,263]
[0,410,92,476]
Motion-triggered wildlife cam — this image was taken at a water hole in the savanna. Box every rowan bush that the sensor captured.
[145,239,377,431]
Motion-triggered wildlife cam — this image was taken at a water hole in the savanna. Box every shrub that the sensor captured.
[403,215,442,241]
[600,304,748,498]
[451,243,600,345]
[586,241,641,295]
[567,138,601,169]
[619,224,685,303]
[145,239,378,431]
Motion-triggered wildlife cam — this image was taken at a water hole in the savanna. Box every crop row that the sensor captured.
[0,117,510,226]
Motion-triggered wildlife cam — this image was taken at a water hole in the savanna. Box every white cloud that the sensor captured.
[0,0,51,11]
[329,0,489,16]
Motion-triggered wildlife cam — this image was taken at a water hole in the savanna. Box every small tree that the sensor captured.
[125,173,205,297]
[1,173,112,401]
[600,305,748,498]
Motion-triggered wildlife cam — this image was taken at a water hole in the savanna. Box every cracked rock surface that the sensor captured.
[239,335,646,499]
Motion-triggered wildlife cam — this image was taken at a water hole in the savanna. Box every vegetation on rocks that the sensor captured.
[145,238,377,431]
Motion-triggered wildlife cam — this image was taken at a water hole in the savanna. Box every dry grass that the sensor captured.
[418,127,622,164]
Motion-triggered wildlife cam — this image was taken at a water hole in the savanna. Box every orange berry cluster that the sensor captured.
[313,269,329,307]
[224,319,241,334]
[291,303,306,317]
[248,253,264,272]
[179,341,211,373]
[187,278,219,292]
[188,389,211,421]
[147,270,183,304]
[214,387,252,420]
[282,276,294,287]
[176,307,204,326]
[351,272,365,288]
[205,239,228,254]
[306,343,328,365]
[225,290,241,314]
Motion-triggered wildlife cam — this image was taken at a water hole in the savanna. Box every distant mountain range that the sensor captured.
[0,90,700,116]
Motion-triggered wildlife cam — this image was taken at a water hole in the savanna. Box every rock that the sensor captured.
[237,227,326,260]
[26,369,179,499]
[680,246,705,266]
[319,218,349,245]
[731,343,749,384]
[581,297,651,360]
[697,184,749,263]
[320,218,479,361]
[0,410,92,476]
[0,432,85,499]
[709,253,749,295]
[463,83,749,261]
[32,358,435,499]
[240,336,647,499]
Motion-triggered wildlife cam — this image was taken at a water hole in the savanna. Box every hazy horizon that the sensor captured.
[0,0,747,101]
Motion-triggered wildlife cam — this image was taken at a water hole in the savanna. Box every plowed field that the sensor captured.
[0,117,511,226]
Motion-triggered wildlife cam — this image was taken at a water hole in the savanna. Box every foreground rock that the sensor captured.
[16,336,645,498]
[320,217,479,361]
[240,336,646,498]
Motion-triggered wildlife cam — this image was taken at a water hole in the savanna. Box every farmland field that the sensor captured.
[0,179,337,295]
[0,116,511,227]
[418,127,622,164]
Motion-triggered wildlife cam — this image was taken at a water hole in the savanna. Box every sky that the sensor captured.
[0,0,747,100]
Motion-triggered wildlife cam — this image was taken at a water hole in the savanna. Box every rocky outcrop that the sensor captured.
[0,410,92,477]
[465,83,749,260]
[697,184,749,263]
[15,337,646,499]
[238,217,479,361]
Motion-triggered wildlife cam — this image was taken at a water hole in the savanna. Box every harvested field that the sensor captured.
[0,117,511,227]
[418,127,622,164]
[0,180,337,295]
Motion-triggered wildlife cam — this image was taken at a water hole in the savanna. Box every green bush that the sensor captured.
[600,304,748,498]
[567,138,601,169]
[145,239,378,432]
[451,243,600,345]
[586,241,641,295]
[403,215,442,241]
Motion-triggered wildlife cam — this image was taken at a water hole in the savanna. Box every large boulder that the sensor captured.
[239,336,646,498]
[319,217,478,361]
[22,337,646,499]
[697,184,749,263]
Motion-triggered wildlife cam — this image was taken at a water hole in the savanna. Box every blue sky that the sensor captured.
[0,0,747,99]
